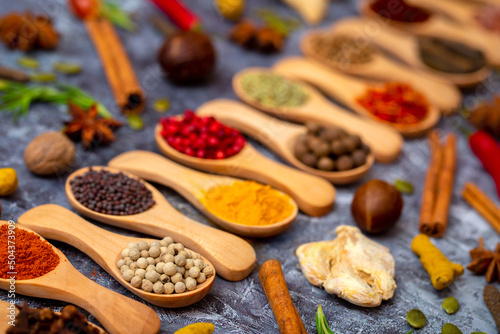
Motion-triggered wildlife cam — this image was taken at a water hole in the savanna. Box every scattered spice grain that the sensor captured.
[306,34,375,66]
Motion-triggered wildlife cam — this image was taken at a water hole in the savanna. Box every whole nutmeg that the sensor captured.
[24,132,76,176]
[158,31,216,84]
[351,179,403,234]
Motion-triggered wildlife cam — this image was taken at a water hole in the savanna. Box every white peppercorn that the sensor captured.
[156,262,165,274]
[178,250,189,258]
[149,246,161,258]
[137,258,148,269]
[176,266,186,276]
[124,258,132,266]
[160,246,168,254]
[185,277,197,291]
[140,250,149,258]
[155,257,162,264]
[135,269,146,279]
[196,273,206,284]
[149,241,161,249]
[194,259,204,270]
[123,269,134,282]
[120,265,130,274]
[175,254,186,267]
[191,252,201,260]
[128,248,140,261]
[129,262,138,271]
[164,282,175,294]
[202,266,213,277]
[171,273,183,284]
[145,270,160,283]
[175,282,186,293]
[163,262,176,276]
[131,276,142,288]
[174,243,184,252]
[121,248,130,258]
[183,271,190,279]
[160,239,168,247]
[127,242,137,249]
[189,267,200,278]
[138,241,148,251]
[142,279,153,292]
[146,265,156,272]
[146,257,156,266]
[163,254,174,263]
[185,259,194,270]
[117,259,125,268]
[167,244,176,254]
[184,250,192,259]
[163,236,174,246]
[153,281,164,294]
[160,274,170,284]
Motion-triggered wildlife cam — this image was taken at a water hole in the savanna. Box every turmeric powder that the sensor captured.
[411,234,464,290]
[203,181,295,226]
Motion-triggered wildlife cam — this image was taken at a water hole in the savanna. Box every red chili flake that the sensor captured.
[159,110,246,159]
[356,82,429,125]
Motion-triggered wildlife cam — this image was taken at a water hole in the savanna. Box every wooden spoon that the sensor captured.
[244,65,439,138]
[154,125,336,217]
[0,299,106,333]
[196,99,375,185]
[359,0,500,67]
[0,221,160,334]
[108,151,298,237]
[65,166,256,282]
[329,18,491,87]
[232,67,402,162]
[17,205,215,308]
[300,29,462,114]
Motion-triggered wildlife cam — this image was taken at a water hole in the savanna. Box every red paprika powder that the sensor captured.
[370,0,431,23]
[356,82,429,125]
[0,225,60,280]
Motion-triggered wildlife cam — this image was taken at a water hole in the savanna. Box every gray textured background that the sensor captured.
[0,0,499,333]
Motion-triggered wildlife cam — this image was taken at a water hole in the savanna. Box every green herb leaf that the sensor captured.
[256,9,300,37]
[394,179,414,194]
[404,330,414,334]
[17,57,39,69]
[126,114,144,130]
[316,305,334,334]
[100,0,137,32]
[53,62,82,75]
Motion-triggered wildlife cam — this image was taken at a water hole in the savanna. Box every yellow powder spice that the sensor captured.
[203,181,295,226]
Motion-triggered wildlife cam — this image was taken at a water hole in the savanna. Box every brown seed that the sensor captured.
[352,149,367,167]
[312,141,330,157]
[294,142,308,159]
[317,156,335,171]
[337,155,354,171]
[301,153,318,167]
[343,136,361,153]
[306,122,322,134]
[320,127,342,142]
[331,140,346,156]
[306,135,321,150]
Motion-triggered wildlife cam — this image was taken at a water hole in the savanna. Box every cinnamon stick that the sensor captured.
[419,130,443,234]
[0,65,30,82]
[462,182,500,235]
[430,133,457,237]
[259,260,307,334]
[84,18,145,115]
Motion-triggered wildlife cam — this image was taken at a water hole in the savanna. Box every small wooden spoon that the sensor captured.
[17,205,215,308]
[300,29,462,114]
[243,65,439,138]
[232,67,402,162]
[108,151,298,237]
[330,18,492,88]
[65,166,256,282]
[154,125,336,217]
[196,99,375,184]
[0,221,160,334]
[359,0,500,67]
[0,299,106,333]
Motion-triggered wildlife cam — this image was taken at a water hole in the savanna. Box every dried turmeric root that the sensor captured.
[411,234,463,290]
[174,323,214,334]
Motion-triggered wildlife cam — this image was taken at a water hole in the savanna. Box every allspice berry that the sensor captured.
[24,132,75,176]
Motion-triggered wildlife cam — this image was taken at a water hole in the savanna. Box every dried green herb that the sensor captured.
[315,305,334,334]
[17,57,39,69]
[101,0,137,32]
[126,114,144,130]
[395,179,414,194]
[153,98,170,113]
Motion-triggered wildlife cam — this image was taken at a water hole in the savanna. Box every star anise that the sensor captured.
[64,103,122,149]
[468,95,500,137]
[467,237,500,283]
[0,11,58,51]
[229,20,284,53]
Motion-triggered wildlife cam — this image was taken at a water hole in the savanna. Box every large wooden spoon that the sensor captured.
[241,65,439,138]
[359,0,500,67]
[0,221,160,334]
[0,299,106,333]
[18,205,215,308]
[300,28,462,114]
[108,151,298,237]
[329,18,491,87]
[65,166,256,282]
[232,68,402,162]
[154,125,336,217]
[196,99,375,184]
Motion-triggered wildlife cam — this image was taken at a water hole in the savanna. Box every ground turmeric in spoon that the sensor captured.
[202,181,294,226]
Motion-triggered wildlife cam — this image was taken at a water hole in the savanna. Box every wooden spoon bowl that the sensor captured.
[0,221,160,334]
[17,205,215,308]
[0,299,106,333]
[154,124,336,217]
[65,166,256,282]
[108,151,298,237]
[196,99,375,184]
[300,28,462,114]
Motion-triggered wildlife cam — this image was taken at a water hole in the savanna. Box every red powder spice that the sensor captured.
[0,225,60,280]
[370,0,431,23]
[356,82,429,124]
[160,110,246,159]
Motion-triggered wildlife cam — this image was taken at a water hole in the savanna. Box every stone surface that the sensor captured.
[0,0,499,333]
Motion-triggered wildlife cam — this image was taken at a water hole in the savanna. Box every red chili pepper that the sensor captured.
[469,130,500,199]
[149,0,201,30]
[68,0,100,19]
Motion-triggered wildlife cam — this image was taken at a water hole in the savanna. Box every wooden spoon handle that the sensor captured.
[18,205,131,270]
